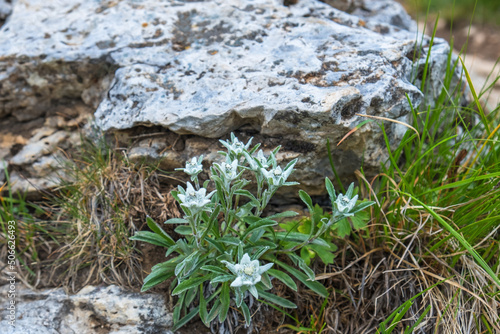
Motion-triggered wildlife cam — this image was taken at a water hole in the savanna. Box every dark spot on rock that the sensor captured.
[10,143,23,156]
[282,22,299,31]
[283,140,316,153]
[283,0,298,7]
[290,70,328,87]
[196,71,206,80]
[370,96,384,108]
[268,79,284,87]
[135,68,141,73]
[341,96,363,119]
[96,40,116,49]
[373,24,390,35]
[322,61,339,71]
[152,29,163,39]
[363,75,379,84]
[301,97,311,103]
[357,50,380,57]
[44,33,51,39]
[390,15,404,29]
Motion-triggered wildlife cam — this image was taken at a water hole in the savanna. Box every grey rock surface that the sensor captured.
[0,284,173,334]
[0,0,465,194]
[0,0,11,21]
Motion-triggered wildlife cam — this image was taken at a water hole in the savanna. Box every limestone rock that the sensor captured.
[0,0,465,195]
[0,284,173,334]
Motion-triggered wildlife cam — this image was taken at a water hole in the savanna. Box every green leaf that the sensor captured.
[242,219,277,239]
[201,265,228,275]
[185,286,198,306]
[207,300,221,323]
[350,215,367,230]
[141,266,175,292]
[199,286,208,326]
[274,232,330,248]
[289,253,315,281]
[350,201,376,214]
[172,306,199,331]
[325,177,336,202]
[252,239,278,249]
[205,237,225,253]
[333,218,351,238]
[261,272,272,289]
[300,247,313,266]
[273,259,328,298]
[175,251,200,277]
[267,269,297,291]
[241,302,251,326]
[258,290,296,309]
[219,236,241,245]
[219,283,230,323]
[164,218,189,224]
[130,231,173,248]
[235,288,244,307]
[250,246,269,260]
[174,225,193,235]
[299,190,314,211]
[309,244,337,265]
[266,211,299,220]
[211,275,234,284]
[172,275,211,296]
[345,182,355,198]
[234,189,260,206]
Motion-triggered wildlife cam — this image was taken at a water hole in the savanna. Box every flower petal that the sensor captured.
[221,261,238,275]
[249,285,259,299]
[230,276,244,287]
[258,262,273,275]
[240,253,251,265]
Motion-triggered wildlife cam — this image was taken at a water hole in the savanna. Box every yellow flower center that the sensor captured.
[243,266,254,275]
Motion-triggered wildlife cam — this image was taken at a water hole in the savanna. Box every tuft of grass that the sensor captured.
[361,18,500,332]
[281,8,500,333]
[0,168,64,288]
[48,136,181,291]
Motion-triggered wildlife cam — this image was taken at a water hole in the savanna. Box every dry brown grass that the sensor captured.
[41,138,182,292]
[269,214,500,334]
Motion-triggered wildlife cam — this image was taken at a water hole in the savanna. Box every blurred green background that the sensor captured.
[398,0,500,26]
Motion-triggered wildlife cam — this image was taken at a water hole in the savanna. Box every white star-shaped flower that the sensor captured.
[222,253,273,288]
[177,182,214,214]
[176,156,203,176]
[220,133,253,156]
[335,193,358,217]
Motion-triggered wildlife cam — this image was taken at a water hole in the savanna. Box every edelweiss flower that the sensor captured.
[218,158,239,181]
[176,156,203,177]
[222,253,273,288]
[261,164,293,187]
[177,182,214,214]
[335,193,358,217]
[255,150,269,168]
[220,133,253,156]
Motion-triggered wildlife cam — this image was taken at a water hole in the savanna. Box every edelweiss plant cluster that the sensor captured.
[131,133,375,330]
